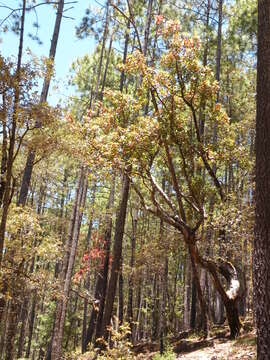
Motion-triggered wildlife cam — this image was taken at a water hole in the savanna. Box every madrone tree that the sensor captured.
[85,20,247,338]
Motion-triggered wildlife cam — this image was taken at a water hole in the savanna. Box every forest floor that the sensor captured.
[135,321,256,360]
[176,331,256,359]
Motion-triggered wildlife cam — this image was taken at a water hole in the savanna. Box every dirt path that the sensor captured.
[177,334,256,360]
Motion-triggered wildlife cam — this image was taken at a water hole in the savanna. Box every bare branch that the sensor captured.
[110,1,143,52]
[148,172,178,215]
[163,139,187,221]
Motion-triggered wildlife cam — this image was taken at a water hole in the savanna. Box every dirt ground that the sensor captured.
[176,332,256,360]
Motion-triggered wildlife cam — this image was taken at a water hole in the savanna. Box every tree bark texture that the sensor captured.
[254,0,270,357]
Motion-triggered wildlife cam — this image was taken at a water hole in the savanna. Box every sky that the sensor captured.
[0,0,98,105]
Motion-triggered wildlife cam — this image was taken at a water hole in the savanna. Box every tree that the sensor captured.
[254,0,270,357]
[18,0,65,207]
[87,20,245,338]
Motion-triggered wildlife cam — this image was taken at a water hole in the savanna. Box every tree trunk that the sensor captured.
[224,299,241,339]
[0,96,8,207]
[190,244,208,337]
[92,0,110,103]
[0,0,26,266]
[152,274,159,341]
[135,279,144,343]
[254,0,270,356]
[184,254,191,329]
[83,179,115,351]
[96,10,131,341]
[215,0,223,101]
[118,258,124,325]
[215,292,225,324]
[5,299,19,360]
[51,167,88,360]
[101,173,131,342]
[18,0,64,207]
[25,293,37,358]
[0,2,26,357]
[160,215,168,355]
[81,187,96,352]
[17,298,28,358]
[213,0,225,324]
[190,276,197,330]
[143,0,153,56]
[0,302,8,359]
[127,208,138,342]
[193,243,241,338]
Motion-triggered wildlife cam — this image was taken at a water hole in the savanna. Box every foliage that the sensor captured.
[152,347,177,360]
[74,322,134,360]
[96,322,134,360]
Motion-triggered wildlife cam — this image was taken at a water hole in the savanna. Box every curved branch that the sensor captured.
[192,244,241,304]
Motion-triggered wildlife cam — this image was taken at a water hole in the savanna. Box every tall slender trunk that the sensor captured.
[199,0,211,137]
[16,185,46,358]
[143,0,153,56]
[118,258,124,325]
[18,0,65,207]
[64,292,79,350]
[25,294,37,358]
[5,300,19,360]
[214,0,224,324]
[127,209,138,342]
[215,0,223,101]
[51,167,88,360]
[0,3,26,357]
[135,278,144,342]
[152,274,159,341]
[0,302,8,359]
[100,31,114,100]
[0,94,8,207]
[4,262,25,360]
[17,298,28,358]
[160,256,168,355]
[95,11,131,342]
[254,0,270,357]
[184,253,191,329]
[190,277,197,329]
[101,173,131,341]
[81,187,96,352]
[83,179,115,351]
[0,0,26,266]
[93,0,110,102]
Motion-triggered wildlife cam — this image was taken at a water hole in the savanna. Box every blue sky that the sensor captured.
[0,0,98,105]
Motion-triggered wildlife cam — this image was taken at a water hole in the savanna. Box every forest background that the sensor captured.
[0,1,258,360]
